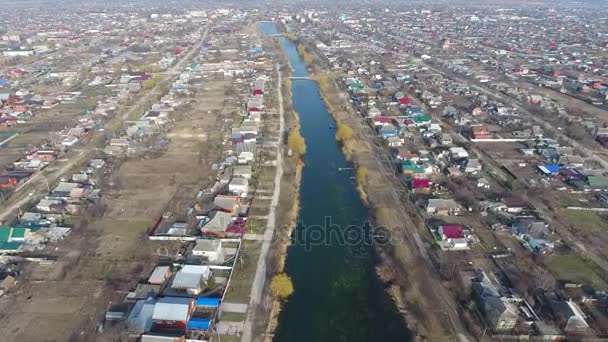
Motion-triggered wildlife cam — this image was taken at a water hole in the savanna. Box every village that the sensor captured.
[1,1,608,342]
[276,5,608,340]
[0,6,291,342]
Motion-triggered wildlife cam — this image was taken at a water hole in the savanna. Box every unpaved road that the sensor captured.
[241,62,285,342]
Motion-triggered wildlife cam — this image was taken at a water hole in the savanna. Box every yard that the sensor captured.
[559,209,608,233]
[545,254,608,290]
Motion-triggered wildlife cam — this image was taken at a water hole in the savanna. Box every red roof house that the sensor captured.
[411,178,431,194]
[439,225,464,240]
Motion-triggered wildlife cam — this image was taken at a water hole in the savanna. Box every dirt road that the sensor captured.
[241,62,285,342]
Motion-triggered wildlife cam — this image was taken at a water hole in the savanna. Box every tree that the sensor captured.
[335,122,353,142]
[356,167,368,187]
[288,128,306,157]
[142,79,156,90]
[112,64,123,74]
[271,273,294,300]
[317,74,328,92]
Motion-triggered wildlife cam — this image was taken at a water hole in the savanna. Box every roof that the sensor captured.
[187,317,211,330]
[202,211,233,232]
[126,298,155,333]
[148,266,171,285]
[0,226,27,242]
[503,195,528,208]
[193,239,221,253]
[440,225,464,239]
[538,164,561,175]
[196,297,220,307]
[171,265,210,290]
[141,334,184,342]
[427,199,460,210]
[52,182,80,194]
[152,297,193,322]
[213,195,239,211]
[412,179,430,188]
[587,175,608,189]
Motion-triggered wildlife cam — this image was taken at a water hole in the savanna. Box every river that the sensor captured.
[259,22,411,342]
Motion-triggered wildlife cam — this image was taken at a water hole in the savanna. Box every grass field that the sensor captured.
[223,240,262,303]
[220,311,247,321]
[559,209,608,233]
[546,254,608,289]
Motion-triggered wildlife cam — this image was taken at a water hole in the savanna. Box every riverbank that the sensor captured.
[261,22,411,342]
[294,39,457,339]
[260,63,305,340]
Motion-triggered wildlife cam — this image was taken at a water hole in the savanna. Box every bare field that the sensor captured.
[0,76,236,340]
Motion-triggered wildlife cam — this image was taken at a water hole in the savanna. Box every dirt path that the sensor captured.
[241,63,285,342]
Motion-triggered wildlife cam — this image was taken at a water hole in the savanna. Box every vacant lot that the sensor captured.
[546,254,608,290]
[0,76,235,341]
[559,209,608,233]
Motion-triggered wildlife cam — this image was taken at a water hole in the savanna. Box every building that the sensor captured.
[192,239,224,263]
[471,124,492,139]
[426,199,462,216]
[170,265,211,296]
[472,271,519,331]
[213,195,240,213]
[152,297,195,331]
[148,266,171,285]
[200,211,233,237]
[437,225,468,250]
[228,177,249,195]
[126,297,156,334]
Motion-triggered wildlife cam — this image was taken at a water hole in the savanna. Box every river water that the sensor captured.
[258,22,411,342]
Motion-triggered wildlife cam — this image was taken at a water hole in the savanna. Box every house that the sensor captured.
[200,211,233,237]
[50,182,80,199]
[0,227,29,253]
[367,106,381,118]
[411,178,431,194]
[35,198,65,213]
[472,271,519,331]
[238,151,254,164]
[380,124,399,138]
[440,133,453,145]
[228,177,249,195]
[501,196,528,213]
[213,195,240,213]
[170,265,211,296]
[464,159,482,174]
[148,266,171,285]
[373,116,392,126]
[426,199,462,216]
[449,147,469,160]
[558,155,584,168]
[152,296,195,331]
[471,125,492,139]
[386,136,404,147]
[512,220,553,253]
[547,295,590,334]
[126,297,156,334]
[537,164,561,177]
[232,165,252,179]
[192,239,224,263]
[437,224,468,249]
[401,160,427,178]
[141,334,186,342]
[586,176,608,190]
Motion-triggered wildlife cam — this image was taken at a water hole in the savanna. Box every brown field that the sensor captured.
[0,76,236,341]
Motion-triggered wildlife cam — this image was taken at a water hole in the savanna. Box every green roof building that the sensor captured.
[587,176,608,190]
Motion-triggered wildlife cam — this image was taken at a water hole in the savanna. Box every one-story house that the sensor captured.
[426,199,462,216]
